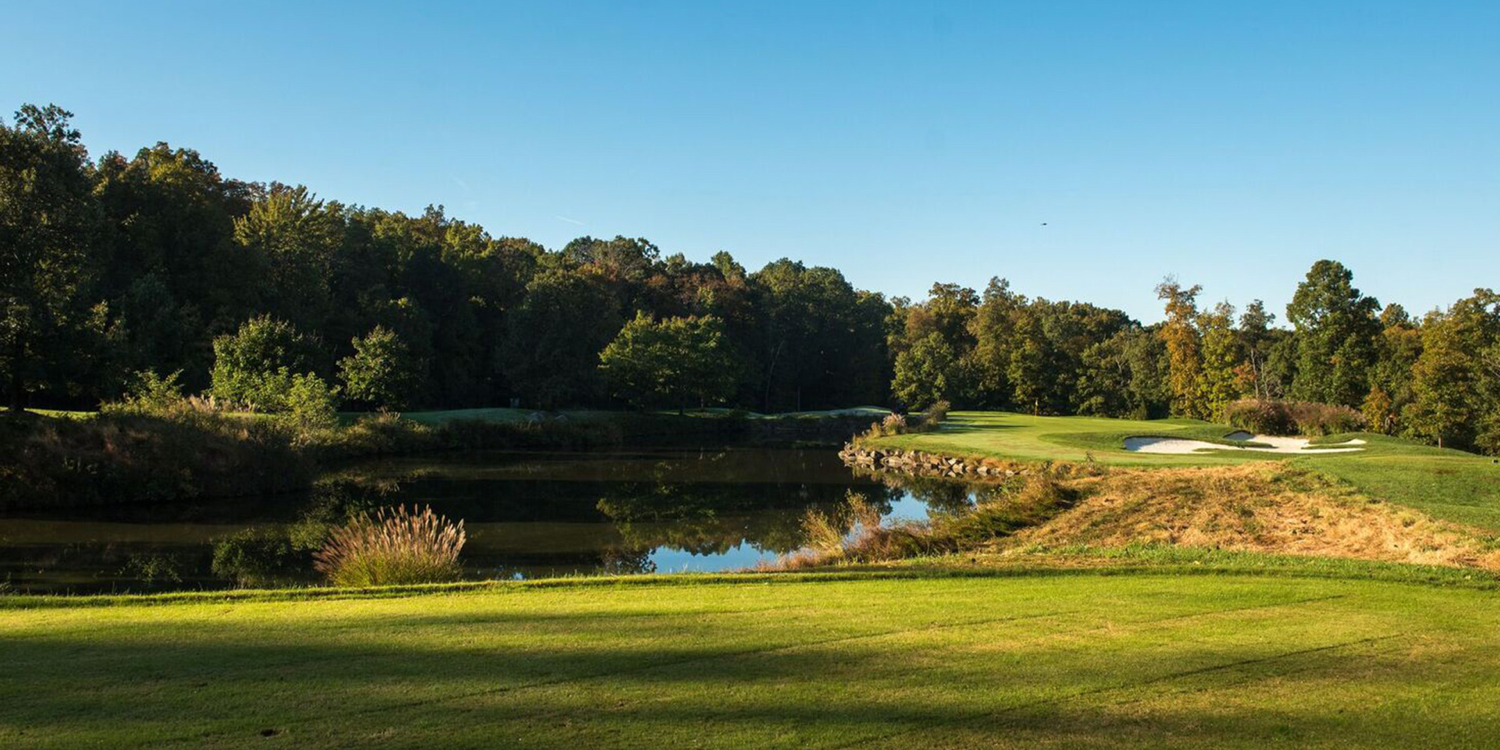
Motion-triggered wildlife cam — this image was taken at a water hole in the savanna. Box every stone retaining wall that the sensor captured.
[838,443,1030,480]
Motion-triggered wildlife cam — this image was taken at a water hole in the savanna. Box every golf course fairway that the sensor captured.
[5,569,1500,749]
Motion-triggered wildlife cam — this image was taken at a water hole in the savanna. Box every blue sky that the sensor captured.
[4,0,1496,322]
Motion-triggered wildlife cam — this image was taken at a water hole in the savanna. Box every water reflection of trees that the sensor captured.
[595,480,903,557]
[13,452,1013,591]
[849,466,1008,517]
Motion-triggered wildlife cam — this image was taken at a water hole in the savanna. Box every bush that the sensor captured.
[338,326,423,410]
[916,400,951,432]
[281,372,340,431]
[113,370,188,413]
[1289,401,1364,436]
[314,505,466,587]
[1225,399,1365,436]
[1224,399,1297,435]
[856,413,909,442]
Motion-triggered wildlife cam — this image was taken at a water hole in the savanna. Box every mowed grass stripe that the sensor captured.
[10,573,1490,749]
[221,591,1344,745]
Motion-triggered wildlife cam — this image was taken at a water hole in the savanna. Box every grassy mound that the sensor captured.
[863,411,1500,531]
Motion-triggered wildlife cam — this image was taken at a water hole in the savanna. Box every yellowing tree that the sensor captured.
[1155,278,1206,419]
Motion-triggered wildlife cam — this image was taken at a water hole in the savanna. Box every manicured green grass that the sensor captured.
[4,567,1500,749]
[868,412,1500,530]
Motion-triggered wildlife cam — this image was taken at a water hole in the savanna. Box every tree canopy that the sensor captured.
[6,102,1500,456]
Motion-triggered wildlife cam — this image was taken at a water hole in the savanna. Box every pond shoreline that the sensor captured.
[0,411,877,511]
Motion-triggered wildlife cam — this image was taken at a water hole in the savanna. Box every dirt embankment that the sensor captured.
[1013,463,1500,570]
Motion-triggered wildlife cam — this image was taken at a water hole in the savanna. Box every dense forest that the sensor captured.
[4,104,1499,454]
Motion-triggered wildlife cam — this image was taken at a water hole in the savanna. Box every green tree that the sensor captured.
[502,268,621,408]
[0,104,102,409]
[751,260,889,411]
[234,184,343,331]
[892,332,966,409]
[1286,260,1380,407]
[1404,290,1500,452]
[598,313,735,412]
[1236,300,1279,400]
[1198,301,1242,419]
[1366,304,1422,434]
[92,142,256,389]
[968,278,1024,407]
[887,282,978,408]
[1007,312,1051,416]
[339,326,423,410]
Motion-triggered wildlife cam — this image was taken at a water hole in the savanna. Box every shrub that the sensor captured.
[1225,399,1364,436]
[0,407,312,510]
[1224,399,1297,435]
[314,504,466,587]
[338,326,423,410]
[210,316,318,410]
[916,400,951,432]
[861,413,909,441]
[1289,401,1365,436]
[281,372,340,431]
[113,370,188,413]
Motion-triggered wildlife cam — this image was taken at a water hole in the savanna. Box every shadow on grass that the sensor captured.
[3,591,1487,750]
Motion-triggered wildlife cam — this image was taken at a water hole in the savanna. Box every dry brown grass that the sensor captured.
[1012,463,1500,570]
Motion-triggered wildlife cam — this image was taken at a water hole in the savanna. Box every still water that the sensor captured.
[0,446,986,594]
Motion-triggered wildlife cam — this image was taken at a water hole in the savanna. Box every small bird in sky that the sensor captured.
[1041,222,1048,226]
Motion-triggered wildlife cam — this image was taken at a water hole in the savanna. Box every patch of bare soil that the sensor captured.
[1011,463,1500,570]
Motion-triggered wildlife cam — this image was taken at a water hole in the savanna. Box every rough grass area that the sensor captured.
[865,411,1500,531]
[1010,464,1500,570]
[4,568,1500,749]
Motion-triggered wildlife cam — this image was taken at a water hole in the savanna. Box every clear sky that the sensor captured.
[4,0,1496,322]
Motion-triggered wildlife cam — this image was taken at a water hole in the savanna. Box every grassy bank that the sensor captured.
[4,563,1500,749]
[865,411,1500,531]
[0,406,883,510]
[0,409,685,510]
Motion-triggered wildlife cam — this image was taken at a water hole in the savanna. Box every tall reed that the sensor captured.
[314,504,466,586]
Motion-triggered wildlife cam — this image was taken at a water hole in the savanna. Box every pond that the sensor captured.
[0,446,991,594]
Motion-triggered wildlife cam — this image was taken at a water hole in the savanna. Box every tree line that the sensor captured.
[4,104,1498,453]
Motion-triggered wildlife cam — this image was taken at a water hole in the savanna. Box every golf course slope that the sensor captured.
[864,411,1500,531]
[5,568,1500,750]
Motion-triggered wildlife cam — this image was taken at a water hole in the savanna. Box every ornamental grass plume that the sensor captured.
[314,504,466,586]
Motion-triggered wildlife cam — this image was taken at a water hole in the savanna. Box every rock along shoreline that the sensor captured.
[837,443,1033,480]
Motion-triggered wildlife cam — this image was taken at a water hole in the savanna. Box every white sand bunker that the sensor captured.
[1124,432,1367,455]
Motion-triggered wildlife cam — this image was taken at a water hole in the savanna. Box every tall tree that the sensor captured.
[501,267,621,409]
[0,104,102,410]
[1286,260,1380,407]
[1405,290,1500,451]
[1236,300,1278,400]
[234,184,343,332]
[968,278,1024,407]
[598,313,734,412]
[1155,278,1205,419]
[1366,304,1422,434]
[1198,301,1242,419]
